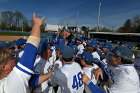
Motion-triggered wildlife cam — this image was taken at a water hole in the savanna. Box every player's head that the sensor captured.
[40,42,52,60]
[102,42,112,53]
[76,39,83,45]
[61,46,74,63]
[85,42,94,53]
[16,38,27,49]
[55,45,63,59]
[86,42,97,53]
[9,40,18,51]
[78,51,93,67]
[0,47,17,78]
[108,46,134,66]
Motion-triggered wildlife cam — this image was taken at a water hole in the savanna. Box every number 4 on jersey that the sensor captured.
[72,72,83,90]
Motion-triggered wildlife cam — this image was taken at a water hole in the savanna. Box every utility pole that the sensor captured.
[76,12,78,31]
[112,26,114,32]
[96,2,101,32]
[67,16,69,30]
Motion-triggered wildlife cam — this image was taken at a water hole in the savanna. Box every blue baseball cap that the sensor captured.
[87,42,98,48]
[87,42,93,47]
[0,41,10,47]
[61,46,74,58]
[9,40,17,49]
[55,45,63,52]
[38,38,52,54]
[102,42,112,50]
[72,45,78,54]
[16,38,27,47]
[79,51,94,64]
[108,46,134,61]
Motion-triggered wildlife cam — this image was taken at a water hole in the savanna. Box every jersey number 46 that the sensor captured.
[72,72,83,90]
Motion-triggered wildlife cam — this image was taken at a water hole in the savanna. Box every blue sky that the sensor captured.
[0,0,140,29]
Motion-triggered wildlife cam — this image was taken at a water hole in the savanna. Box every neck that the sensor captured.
[83,64,92,68]
[63,61,72,64]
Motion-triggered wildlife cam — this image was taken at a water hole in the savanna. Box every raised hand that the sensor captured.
[33,13,46,26]
[30,13,46,38]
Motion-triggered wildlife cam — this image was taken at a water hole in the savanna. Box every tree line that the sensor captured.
[81,16,140,33]
[0,10,46,32]
[0,10,140,33]
[117,16,140,33]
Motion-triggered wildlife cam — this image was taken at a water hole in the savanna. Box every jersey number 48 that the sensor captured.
[72,72,83,90]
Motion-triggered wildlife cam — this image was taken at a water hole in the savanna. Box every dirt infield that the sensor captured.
[0,36,29,42]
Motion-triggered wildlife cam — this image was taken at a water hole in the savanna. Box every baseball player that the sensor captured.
[33,42,53,93]
[134,51,140,92]
[78,51,98,93]
[94,46,140,93]
[0,13,45,93]
[134,51,140,80]
[50,46,84,93]
[53,45,63,69]
[76,39,85,55]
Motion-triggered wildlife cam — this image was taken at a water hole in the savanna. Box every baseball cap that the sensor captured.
[87,42,98,48]
[61,46,74,58]
[9,40,17,49]
[102,42,112,50]
[0,41,10,47]
[108,46,134,61]
[72,45,78,54]
[38,38,52,54]
[56,45,63,52]
[16,38,27,47]
[79,51,94,64]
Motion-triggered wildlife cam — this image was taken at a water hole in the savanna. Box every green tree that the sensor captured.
[99,27,112,32]
[14,11,24,31]
[117,19,132,33]
[81,26,89,37]
[131,15,140,33]
[1,11,14,30]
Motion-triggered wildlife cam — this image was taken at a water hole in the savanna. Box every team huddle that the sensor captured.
[0,14,140,93]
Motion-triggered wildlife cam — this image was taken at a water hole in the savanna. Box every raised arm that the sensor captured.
[15,13,45,76]
[5,13,46,93]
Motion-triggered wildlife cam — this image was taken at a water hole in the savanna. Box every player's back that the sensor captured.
[134,57,140,79]
[83,66,97,93]
[108,64,140,93]
[54,62,84,93]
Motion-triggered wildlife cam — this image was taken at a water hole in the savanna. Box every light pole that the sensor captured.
[76,12,78,31]
[112,26,114,32]
[96,2,101,32]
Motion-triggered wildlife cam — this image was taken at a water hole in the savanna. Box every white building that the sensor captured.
[45,24,64,32]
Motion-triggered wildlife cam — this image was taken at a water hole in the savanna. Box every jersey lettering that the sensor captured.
[72,72,83,90]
